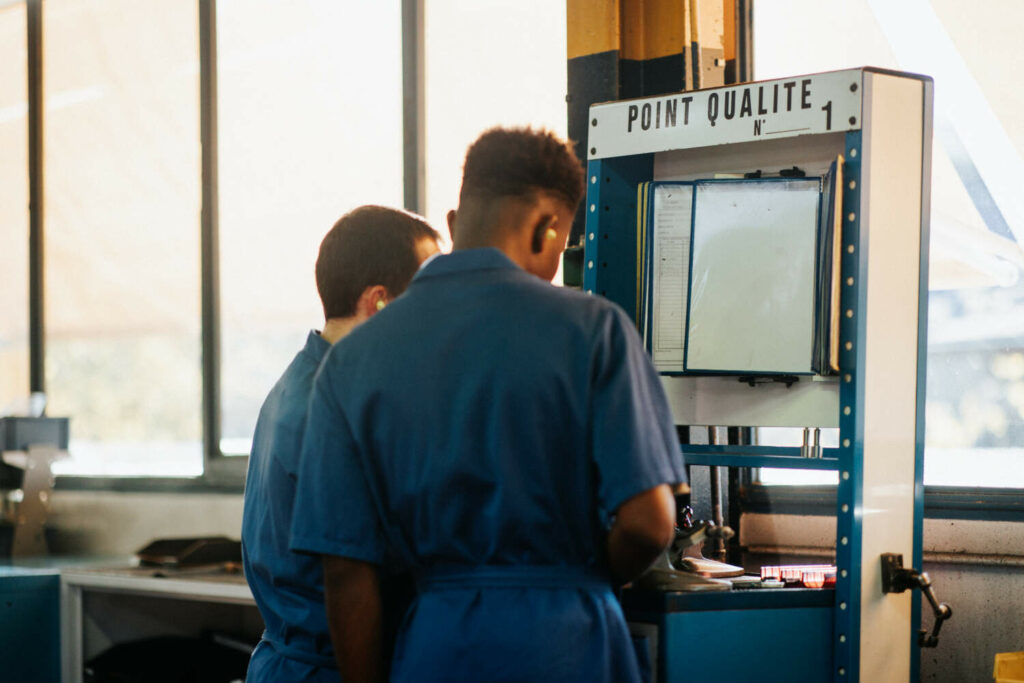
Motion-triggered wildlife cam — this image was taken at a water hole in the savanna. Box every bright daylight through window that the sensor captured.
[14,0,567,477]
[424,0,568,248]
[754,0,1024,488]
[216,0,403,458]
[43,0,203,477]
[0,2,30,418]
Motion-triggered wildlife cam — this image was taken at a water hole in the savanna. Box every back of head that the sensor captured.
[315,206,439,319]
[455,127,585,245]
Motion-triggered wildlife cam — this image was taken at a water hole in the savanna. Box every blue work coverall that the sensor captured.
[241,331,339,682]
[291,248,686,682]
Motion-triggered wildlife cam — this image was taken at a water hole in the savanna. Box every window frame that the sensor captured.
[25,0,423,491]
[32,2,1024,515]
[741,479,1024,523]
[737,3,1024,523]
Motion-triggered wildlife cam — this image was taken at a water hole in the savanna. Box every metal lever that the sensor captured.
[880,553,953,648]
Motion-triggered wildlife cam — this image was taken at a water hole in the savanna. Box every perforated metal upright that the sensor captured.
[583,68,932,683]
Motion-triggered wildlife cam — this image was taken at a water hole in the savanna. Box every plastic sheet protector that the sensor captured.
[685,178,821,374]
[649,184,693,373]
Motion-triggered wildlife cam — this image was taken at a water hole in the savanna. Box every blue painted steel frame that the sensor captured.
[0,573,60,682]
[586,110,926,682]
[588,143,858,683]
[833,130,863,681]
[659,607,833,682]
[682,444,840,470]
[911,79,934,683]
[584,156,654,318]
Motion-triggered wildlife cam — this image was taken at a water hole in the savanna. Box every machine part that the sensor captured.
[10,444,64,557]
[1,417,70,451]
[670,498,736,575]
[137,536,242,568]
[636,553,732,592]
[670,505,708,562]
[737,374,800,388]
[728,574,761,589]
[708,466,727,563]
[725,426,746,567]
[561,245,585,288]
[677,556,745,578]
[880,553,953,648]
[707,427,731,562]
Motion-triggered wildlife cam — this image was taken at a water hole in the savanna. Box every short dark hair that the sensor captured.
[315,206,438,319]
[458,126,585,210]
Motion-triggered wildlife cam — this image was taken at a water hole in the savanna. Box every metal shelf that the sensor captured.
[621,586,835,613]
[681,445,841,470]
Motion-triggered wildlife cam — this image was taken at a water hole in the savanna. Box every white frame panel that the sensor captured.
[855,72,925,683]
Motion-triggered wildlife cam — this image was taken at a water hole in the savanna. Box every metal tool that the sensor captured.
[880,553,953,648]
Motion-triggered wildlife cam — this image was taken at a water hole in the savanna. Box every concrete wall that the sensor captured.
[921,562,1024,682]
[743,514,1024,683]
[47,490,244,557]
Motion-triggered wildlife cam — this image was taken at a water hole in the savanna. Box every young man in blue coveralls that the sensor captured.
[291,128,687,682]
[241,205,440,682]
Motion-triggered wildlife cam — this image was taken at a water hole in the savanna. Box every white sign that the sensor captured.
[588,69,864,159]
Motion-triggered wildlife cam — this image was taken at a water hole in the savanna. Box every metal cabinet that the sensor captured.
[585,67,933,682]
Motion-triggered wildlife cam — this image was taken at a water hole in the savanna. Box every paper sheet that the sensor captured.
[685,179,821,374]
[650,184,693,372]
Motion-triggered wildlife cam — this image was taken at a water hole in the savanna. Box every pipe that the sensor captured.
[746,546,1024,568]
[707,426,726,562]
[688,0,703,90]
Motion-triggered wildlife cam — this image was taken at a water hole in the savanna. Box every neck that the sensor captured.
[453,214,531,271]
[452,226,505,252]
[321,315,366,344]
[456,238,535,277]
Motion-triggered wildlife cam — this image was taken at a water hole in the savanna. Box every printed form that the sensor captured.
[651,184,693,373]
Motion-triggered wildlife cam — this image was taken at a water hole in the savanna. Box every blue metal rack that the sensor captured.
[680,445,841,470]
[584,68,933,683]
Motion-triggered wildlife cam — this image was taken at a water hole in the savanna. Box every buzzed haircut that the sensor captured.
[315,205,439,320]
[459,127,585,210]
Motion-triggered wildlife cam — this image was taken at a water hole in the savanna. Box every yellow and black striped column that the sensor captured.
[566,0,737,246]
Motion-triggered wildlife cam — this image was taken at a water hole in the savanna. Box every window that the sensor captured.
[43,0,202,476]
[424,0,568,238]
[216,0,404,457]
[9,2,571,485]
[0,2,29,416]
[753,0,1024,488]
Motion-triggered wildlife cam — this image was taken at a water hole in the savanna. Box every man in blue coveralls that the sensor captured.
[291,128,686,682]
[241,205,440,682]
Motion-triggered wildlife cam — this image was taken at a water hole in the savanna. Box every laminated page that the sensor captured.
[650,183,693,373]
[828,158,844,372]
[637,182,650,344]
[686,179,821,375]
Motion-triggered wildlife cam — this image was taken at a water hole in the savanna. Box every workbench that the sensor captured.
[1,560,262,682]
[59,565,261,682]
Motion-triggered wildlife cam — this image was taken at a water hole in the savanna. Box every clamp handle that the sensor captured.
[880,553,952,648]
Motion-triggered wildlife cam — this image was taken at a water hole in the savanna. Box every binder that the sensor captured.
[637,164,842,377]
[639,181,694,374]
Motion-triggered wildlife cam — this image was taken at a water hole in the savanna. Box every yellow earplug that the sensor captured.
[376,300,386,311]
[544,215,559,240]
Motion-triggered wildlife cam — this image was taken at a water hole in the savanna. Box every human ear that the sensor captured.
[446,210,457,242]
[530,215,559,254]
[360,285,391,318]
